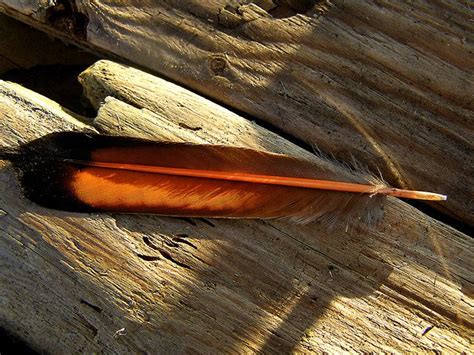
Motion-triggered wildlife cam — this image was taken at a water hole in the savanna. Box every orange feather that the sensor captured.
[1,132,446,226]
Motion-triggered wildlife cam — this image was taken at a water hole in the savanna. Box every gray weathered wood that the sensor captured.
[0,62,472,352]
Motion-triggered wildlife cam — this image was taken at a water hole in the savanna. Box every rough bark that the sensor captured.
[0,61,472,352]
[0,0,472,226]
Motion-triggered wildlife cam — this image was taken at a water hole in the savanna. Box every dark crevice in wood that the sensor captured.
[173,237,198,250]
[158,248,192,270]
[0,326,38,355]
[2,64,97,117]
[80,299,103,314]
[178,218,198,226]
[408,200,472,236]
[140,240,191,269]
[421,324,435,336]
[269,0,322,18]
[0,52,21,69]
[218,0,324,22]
[45,0,89,40]
[178,122,202,131]
[163,238,181,248]
[143,235,180,250]
[136,253,161,262]
[142,236,159,250]
[76,313,99,337]
[198,218,216,228]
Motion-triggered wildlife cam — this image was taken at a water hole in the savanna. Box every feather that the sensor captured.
[0,131,446,226]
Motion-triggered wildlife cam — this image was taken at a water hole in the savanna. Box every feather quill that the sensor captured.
[0,132,446,226]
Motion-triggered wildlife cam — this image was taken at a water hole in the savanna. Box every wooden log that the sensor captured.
[1,61,472,352]
[0,0,471,226]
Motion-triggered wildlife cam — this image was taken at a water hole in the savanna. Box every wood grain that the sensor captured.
[1,0,471,225]
[0,63,472,352]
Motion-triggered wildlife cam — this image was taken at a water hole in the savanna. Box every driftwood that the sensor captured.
[0,60,472,352]
[0,0,472,226]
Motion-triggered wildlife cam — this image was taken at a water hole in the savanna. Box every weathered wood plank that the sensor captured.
[0,0,471,225]
[1,60,472,352]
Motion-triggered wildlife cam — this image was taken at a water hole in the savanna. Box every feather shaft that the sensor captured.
[65,159,447,201]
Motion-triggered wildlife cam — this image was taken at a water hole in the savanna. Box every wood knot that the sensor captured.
[209,56,228,76]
